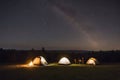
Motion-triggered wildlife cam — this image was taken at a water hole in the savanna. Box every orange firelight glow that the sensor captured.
[28,61,34,66]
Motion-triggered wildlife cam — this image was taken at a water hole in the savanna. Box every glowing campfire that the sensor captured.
[28,61,34,67]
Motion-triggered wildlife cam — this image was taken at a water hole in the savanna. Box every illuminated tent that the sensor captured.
[86,57,98,65]
[58,57,71,65]
[40,56,48,66]
[33,57,41,65]
[32,56,48,66]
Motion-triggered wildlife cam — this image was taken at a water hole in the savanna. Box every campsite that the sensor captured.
[0,49,120,80]
[1,0,120,80]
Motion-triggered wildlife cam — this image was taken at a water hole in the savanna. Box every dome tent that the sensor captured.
[33,56,48,66]
[58,57,71,65]
[86,57,99,65]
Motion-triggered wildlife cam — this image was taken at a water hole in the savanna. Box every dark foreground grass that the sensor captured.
[0,64,120,80]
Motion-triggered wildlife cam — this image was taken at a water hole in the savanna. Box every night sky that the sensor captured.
[0,0,120,50]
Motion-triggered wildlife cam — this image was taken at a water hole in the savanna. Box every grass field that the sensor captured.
[0,64,120,80]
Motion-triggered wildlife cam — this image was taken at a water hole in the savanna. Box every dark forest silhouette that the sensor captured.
[0,48,120,64]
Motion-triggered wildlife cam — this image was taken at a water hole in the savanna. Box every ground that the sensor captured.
[0,64,120,80]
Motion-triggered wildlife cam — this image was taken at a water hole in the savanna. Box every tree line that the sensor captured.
[0,48,120,64]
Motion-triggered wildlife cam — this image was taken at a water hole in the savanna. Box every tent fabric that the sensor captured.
[33,57,41,65]
[86,57,98,65]
[58,57,71,65]
[40,56,48,66]
[32,56,48,66]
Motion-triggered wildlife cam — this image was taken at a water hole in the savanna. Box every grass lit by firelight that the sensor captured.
[0,64,120,80]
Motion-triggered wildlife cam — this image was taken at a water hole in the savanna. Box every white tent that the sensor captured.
[86,57,98,65]
[40,56,48,66]
[58,57,71,65]
[32,56,48,66]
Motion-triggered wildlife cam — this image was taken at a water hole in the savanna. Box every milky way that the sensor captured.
[0,0,120,50]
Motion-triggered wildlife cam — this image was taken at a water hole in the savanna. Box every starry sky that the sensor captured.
[0,0,120,50]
